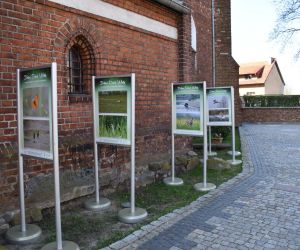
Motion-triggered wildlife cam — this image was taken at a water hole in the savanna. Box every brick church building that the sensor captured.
[0,0,239,214]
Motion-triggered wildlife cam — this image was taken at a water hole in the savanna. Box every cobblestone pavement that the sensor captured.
[106,124,300,250]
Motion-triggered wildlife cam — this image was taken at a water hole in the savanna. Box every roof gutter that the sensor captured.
[153,0,190,14]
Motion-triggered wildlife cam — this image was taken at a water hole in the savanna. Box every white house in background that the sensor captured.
[239,58,285,96]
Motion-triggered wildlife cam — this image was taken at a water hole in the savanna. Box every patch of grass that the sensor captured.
[176,117,200,130]
[39,212,119,249]
[99,115,127,139]
[38,130,242,249]
[96,229,137,249]
[135,180,201,217]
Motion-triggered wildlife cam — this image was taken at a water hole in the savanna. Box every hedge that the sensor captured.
[242,95,300,108]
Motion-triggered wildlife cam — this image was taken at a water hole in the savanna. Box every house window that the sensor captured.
[68,45,83,94]
[66,35,96,97]
[246,92,255,96]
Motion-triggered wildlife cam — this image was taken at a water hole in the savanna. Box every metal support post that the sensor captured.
[227,87,242,166]
[84,76,111,211]
[42,63,79,250]
[208,126,217,156]
[194,82,216,191]
[164,84,183,186]
[118,74,147,224]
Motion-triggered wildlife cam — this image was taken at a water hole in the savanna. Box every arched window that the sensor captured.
[67,35,95,95]
[68,45,83,94]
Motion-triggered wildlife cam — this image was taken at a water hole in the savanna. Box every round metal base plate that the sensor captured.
[194,182,216,192]
[163,177,184,186]
[118,207,148,224]
[121,201,131,208]
[227,159,243,166]
[227,150,241,156]
[84,197,111,211]
[208,151,217,156]
[41,241,80,250]
[5,224,42,245]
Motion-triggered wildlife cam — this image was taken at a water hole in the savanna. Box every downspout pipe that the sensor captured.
[153,0,190,14]
[212,0,216,87]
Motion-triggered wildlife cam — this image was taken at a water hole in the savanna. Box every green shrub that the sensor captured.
[211,126,231,138]
[243,95,300,107]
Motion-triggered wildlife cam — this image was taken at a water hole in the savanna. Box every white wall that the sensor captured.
[48,0,178,39]
[239,86,265,96]
[265,66,285,95]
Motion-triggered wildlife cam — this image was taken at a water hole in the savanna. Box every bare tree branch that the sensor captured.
[271,0,300,59]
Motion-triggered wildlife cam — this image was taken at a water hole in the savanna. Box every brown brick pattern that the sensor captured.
[242,108,300,123]
[0,0,237,211]
[214,0,242,125]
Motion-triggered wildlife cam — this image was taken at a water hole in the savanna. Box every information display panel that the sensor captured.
[19,66,53,160]
[94,75,132,146]
[207,87,233,126]
[173,82,204,136]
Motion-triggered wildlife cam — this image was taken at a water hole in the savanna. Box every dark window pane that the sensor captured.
[68,46,83,94]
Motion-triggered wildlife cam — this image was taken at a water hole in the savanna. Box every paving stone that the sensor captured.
[108,124,300,250]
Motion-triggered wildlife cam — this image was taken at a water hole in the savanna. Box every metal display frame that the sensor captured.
[5,66,48,245]
[94,75,132,146]
[7,63,79,249]
[207,86,233,127]
[206,87,242,165]
[207,86,232,157]
[90,74,147,223]
[164,82,199,186]
[165,82,205,186]
[18,66,54,160]
[164,82,215,191]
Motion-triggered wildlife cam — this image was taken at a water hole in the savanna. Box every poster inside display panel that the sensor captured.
[173,83,204,136]
[95,76,132,146]
[19,66,53,160]
[207,87,232,126]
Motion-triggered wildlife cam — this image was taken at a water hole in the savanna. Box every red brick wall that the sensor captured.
[0,0,236,211]
[242,108,300,123]
[214,0,242,125]
[190,0,213,84]
[0,0,180,210]
[177,0,213,83]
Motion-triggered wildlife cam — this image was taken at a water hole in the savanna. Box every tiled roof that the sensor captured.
[239,60,276,86]
[239,62,266,76]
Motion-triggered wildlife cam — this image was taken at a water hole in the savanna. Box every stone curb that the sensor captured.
[103,127,254,250]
